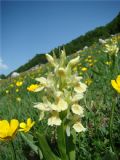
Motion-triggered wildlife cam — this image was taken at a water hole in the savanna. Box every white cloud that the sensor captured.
[0,57,8,70]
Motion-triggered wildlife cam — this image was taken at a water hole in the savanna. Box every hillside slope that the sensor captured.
[12,12,120,74]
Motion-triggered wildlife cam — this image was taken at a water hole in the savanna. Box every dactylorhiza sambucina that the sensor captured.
[33,50,87,135]
[103,38,119,56]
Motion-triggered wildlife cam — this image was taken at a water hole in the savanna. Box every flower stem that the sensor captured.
[109,97,118,160]
[109,100,115,152]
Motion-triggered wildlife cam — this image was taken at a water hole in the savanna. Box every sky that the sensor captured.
[1,0,120,75]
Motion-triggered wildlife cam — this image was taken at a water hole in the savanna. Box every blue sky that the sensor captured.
[1,1,120,75]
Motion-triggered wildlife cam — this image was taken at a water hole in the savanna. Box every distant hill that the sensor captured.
[11,12,120,74]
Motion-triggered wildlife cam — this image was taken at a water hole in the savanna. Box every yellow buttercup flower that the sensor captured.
[111,75,120,93]
[16,81,23,87]
[81,67,88,72]
[19,118,35,132]
[88,59,93,63]
[16,88,19,92]
[27,84,41,92]
[0,119,19,141]
[89,63,94,67]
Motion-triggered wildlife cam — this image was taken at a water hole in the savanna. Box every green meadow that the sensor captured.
[0,34,120,160]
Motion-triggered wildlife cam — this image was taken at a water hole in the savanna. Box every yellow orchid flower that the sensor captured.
[19,118,35,132]
[111,75,120,93]
[0,119,19,141]
[48,112,62,126]
[73,122,86,133]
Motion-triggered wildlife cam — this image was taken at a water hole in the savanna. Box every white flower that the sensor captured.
[35,76,54,90]
[35,77,47,85]
[73,122,86,132]
[46,54,56,66]
[33,102,51,111]
[99,38,106,44]
[67,56,80,67]
[34,86,45,92]
[48,113,62,126]
[51,98,68,112]
[104,42,119,56]
[33,52,88,131]
[71,104,84,116]
[57,67,66,77]
[74,82,87,93]
[72,93,84,102]
[68,76,83,86]
[55,91,63,98]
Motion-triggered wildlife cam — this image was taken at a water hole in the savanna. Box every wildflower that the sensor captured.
[105,61,112,65]
[51,97,68,112]
[88,59,92,63]
[85,78,93,85]
[57,67,66,77]
[85,58,88,62]
[94,60,97,63]
[0,119,19,141]
[34,102,51,111]
[72,93,84,102]
[104,39,119,56]
[16,88,19,92]
[10,84,14,87]
[35,77,53,90]
[16,97,21,102]
[16,81,23,87]
[99,38,106,44]
[73,122,86,133]
[73,67,77,72]
[19,118,35,132]
[46,54,56,67]
[68,56,80,67]
[88,56,92,59]
[81,67,88,72]
[71,104,84,116]
[111,75,120,93]
[89,63,94,67]
[6,90,9,94]
[33,51,87,133]
[79,72,83,76]
[27,84,41,92]
[74,82,87,93]
[48,112,62,126]
[83,46,88,50]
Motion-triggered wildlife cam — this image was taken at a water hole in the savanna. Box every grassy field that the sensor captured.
[0,34,120,160]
